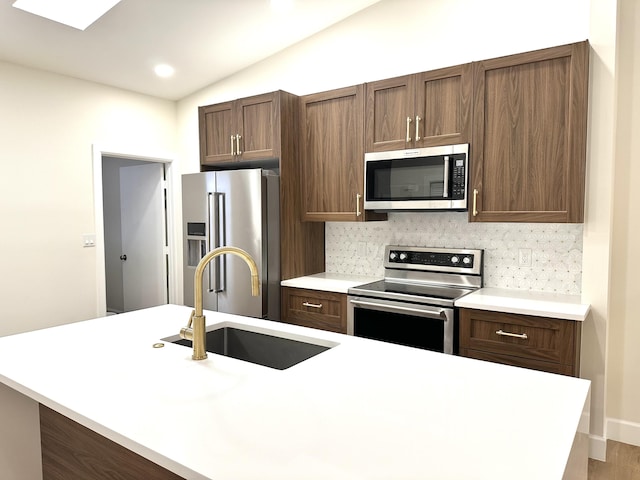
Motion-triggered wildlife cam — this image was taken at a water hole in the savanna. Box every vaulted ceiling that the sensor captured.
[0,0,382,100]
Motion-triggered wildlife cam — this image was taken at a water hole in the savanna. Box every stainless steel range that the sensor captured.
[347,245,484,354]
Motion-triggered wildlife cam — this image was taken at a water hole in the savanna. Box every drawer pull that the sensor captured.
[495,329,528,340]
[302,302,323,309]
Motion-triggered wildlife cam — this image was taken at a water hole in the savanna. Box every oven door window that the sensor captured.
[352,302,456,354]
[366,156,446,201]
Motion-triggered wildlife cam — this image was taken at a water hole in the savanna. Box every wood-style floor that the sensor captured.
[588,441,640,479]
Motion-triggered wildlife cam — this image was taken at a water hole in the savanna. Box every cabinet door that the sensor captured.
[300,85,368,222]
[470,41,589,222]
[236,92,280,161]
[199,102,236,165]
[364,75,415,152]
[414,64,472,147]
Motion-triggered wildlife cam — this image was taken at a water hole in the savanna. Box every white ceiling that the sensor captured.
[0,0,382,100]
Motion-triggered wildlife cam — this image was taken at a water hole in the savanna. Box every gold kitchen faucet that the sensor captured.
[180,246,259,360]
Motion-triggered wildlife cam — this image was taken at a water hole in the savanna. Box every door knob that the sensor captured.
[120,254,127,261]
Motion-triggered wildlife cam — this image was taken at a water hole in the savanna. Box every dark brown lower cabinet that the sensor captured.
[281,287,347,334]
[40,404,184,480]
[459,308,581,376]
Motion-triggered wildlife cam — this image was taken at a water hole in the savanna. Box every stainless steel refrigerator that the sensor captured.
[182,169,280,320]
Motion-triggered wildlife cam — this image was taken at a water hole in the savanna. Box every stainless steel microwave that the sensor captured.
[364,143,469,211]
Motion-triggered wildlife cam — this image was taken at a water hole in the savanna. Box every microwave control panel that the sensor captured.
[450,154,466,199]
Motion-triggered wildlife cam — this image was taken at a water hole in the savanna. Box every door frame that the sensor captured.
[92,144,181,317]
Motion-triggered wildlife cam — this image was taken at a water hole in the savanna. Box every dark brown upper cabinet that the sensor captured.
[198,90,325,281]
[300,85,386,222]
[469,41,589,223]
[364,64,473,152]
[199,91,281,165]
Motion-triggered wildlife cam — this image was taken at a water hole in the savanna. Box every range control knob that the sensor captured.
[451,256,459,264]
[463,256,472,265]
[399,252,408,261]
[389,252,398,261]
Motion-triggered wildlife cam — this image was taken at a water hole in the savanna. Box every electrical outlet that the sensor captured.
[518,248,532,267]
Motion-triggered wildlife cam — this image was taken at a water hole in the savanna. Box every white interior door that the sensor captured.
[120,163,167,312]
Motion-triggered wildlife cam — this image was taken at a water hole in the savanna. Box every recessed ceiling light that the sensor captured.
[154,64,175,78]
[12,0,122,31]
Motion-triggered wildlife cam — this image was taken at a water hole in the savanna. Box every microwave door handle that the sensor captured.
[443,156,450,198]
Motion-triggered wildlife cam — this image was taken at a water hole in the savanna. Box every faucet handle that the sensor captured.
[186,309,195,328]
[179,310,196,340]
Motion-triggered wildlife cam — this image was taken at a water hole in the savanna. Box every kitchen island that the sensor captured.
[0,304,589,479]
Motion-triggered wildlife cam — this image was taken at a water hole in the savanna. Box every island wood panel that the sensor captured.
[281,287,347,333]
[414,63,473,147]
[470,41,589,222]
[277,91,326,280]
[300,85,385,222]
[459,308,581,376]
[40,404,185,480]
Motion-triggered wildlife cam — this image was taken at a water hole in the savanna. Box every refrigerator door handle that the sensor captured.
[212,192,226,293]
[206,193,215,293]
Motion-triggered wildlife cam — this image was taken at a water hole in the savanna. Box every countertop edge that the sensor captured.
[280,272,378,294]
[455,288,591,321]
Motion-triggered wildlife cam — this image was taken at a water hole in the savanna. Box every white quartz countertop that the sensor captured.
[280,272,378,293]
[455,287,591,321]
[0,304,590,479]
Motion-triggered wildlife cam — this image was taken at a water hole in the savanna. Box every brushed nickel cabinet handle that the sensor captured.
[496,329,528,340]
[230,135,235,155]
[236,134,242,155]
[356,193,362,217]
[303,302,323,309]
[472,188,479,216]
[415,115,421,141]
[406,116,412,142]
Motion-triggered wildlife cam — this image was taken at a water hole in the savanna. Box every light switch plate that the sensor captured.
[82,234,96,248]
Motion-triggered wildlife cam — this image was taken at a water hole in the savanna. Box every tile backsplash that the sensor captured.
[325,212,583,295]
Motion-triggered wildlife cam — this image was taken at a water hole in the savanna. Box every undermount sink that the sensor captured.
[164,325,335,370]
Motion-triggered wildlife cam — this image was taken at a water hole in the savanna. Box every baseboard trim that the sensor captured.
[607,417,640,447]
[589,434,607,461]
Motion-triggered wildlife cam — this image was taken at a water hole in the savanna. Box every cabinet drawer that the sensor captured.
[459,308,579,368]
[281,287,347,333]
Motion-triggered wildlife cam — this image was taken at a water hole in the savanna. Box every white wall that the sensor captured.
[0,61,177,337]
[607,0,640,446]
[579,0,619,459]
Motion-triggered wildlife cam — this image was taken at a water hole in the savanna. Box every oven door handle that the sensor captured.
[349,299,447,320]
